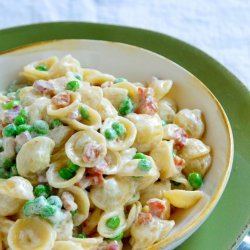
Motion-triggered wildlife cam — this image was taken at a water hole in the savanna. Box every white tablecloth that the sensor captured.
[0,0,249,90]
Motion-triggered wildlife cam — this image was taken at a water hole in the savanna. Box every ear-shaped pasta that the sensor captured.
[127,113,163,152]
[49,55,81,78]
[51,147,67,162]
[158,98,176,123]
[20,56,59,81]
[61,103,102,131]
[103,87,128,109]
[52,241,82,250]
[82,208,102,235]
[27,97,51,124]
[0,176,34,216]
[117,156,160,191]
[46,158,85,188]
[124,201,142,237]
[47,91,81,118]
[81,68,115,85]
[103,150,121,175]
[48,125,75,153]
[79,86,103,109]
[179,138,210,160]
[126,192,140,206]
[150,140,180,179]
[0,217,14,249]
[7,217,56,250]
[130,217,175,250]
[147,77,173,100]
[140,180,171,205]
[54,212,73,240]
[60,186,90,226]
[101,117,137,151]
[170,173,193,190]
[112,82,139,104]
[97,98,118,120]
[72,237,103,250]
[65,130,107,168]
[18,86,43,106]
[174,109,205,138]
[90,177,134,211]
[16,137,55,178]
[97,209,127,238]
[163,190,203,208]
[119,148,137,165]
[183,153,212,177]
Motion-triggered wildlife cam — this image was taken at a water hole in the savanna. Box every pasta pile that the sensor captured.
[0,55,212,250]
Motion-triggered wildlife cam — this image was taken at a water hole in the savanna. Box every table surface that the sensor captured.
[0,1,249,249]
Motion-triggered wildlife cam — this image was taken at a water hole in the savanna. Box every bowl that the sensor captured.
[0,39,233,249]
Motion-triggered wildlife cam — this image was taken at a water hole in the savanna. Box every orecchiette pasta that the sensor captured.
[46,158,85,188]
[90,177,135,211]
[16,137,55,178]
[150,140,180,179]
[101,117,137,151]
[97,209,127,238]
[148,77,173,100]
[0,177,34,216]
[8,217,56,250]
[127,113,163,152]
[174,109,205,138]
[0,55,212,249]
[59,186,90,226]
[65,130,107,168]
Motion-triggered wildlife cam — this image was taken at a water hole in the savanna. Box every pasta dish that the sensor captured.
[0,55,212,250]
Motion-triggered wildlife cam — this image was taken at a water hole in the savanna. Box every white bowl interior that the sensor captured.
[0,40,232,249]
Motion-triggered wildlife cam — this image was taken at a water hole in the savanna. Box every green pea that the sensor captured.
[50,119,63,129]
[118,97,134,115]
[106,216,120,229]
[19,109,28,119]
[112,122,126,137]
[32,120,49,135]
[67,162,80,173]
[58,168,74,180]
[109,231,124,241]
[133,152,146,160]
[35,64,48,71]
[2,124,17,137]
[33,196,48,213]
[47,196,62,208]
[34,184,51,198]
[66,81,80,91]
[23,200,36,216]
[16,124,32,135]
[2,99,20,110]
[40,205,57,218]
[114,77,127,84]
[188,172,203,189]
[104,128,117,140]
[76,234,86,238]
[79,106,90,120]
[14,115,27,126]
[161,120,167,126]
[71,210,78,217]
[137,159,152,172]
[9,164,19,177]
